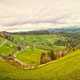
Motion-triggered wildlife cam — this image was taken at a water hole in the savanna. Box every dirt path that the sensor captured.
[0,55,37,70]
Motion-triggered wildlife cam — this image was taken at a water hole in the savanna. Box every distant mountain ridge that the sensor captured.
[1,26,80,34]
[48,26,80,33]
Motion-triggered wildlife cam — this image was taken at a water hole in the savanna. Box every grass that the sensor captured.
[0,34,65,64]
[0,34,79,80]
[0,50,80,80]
[16,46,64,64]
[0,37,16,56]
[16,48,41,64]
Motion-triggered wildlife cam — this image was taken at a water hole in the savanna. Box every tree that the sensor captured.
[63,33,80,51]
[40,52,50,64]
[48,50,56,60]
[54,39,65,46]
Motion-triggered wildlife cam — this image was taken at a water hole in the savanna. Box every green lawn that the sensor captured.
[0,50,80,80]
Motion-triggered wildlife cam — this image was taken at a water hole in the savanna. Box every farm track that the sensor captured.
[0,55,37,70]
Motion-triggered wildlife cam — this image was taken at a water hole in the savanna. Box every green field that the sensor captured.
[0,50,80,80]
[0,34,65,64]
[0,33,80,80]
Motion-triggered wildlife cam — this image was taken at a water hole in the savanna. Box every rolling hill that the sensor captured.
[0,50,80,80]
[0,31,80,80]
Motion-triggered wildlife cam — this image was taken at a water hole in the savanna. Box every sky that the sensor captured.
[0,0,80,32]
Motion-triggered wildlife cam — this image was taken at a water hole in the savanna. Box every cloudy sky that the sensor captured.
[0,0,80,32]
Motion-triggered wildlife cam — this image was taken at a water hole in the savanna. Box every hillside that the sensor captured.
[0,50,80,80]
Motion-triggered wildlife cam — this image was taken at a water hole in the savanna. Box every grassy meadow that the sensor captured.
[0,32,80,80]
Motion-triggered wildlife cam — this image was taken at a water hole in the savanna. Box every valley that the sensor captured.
[0,29,80,80]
